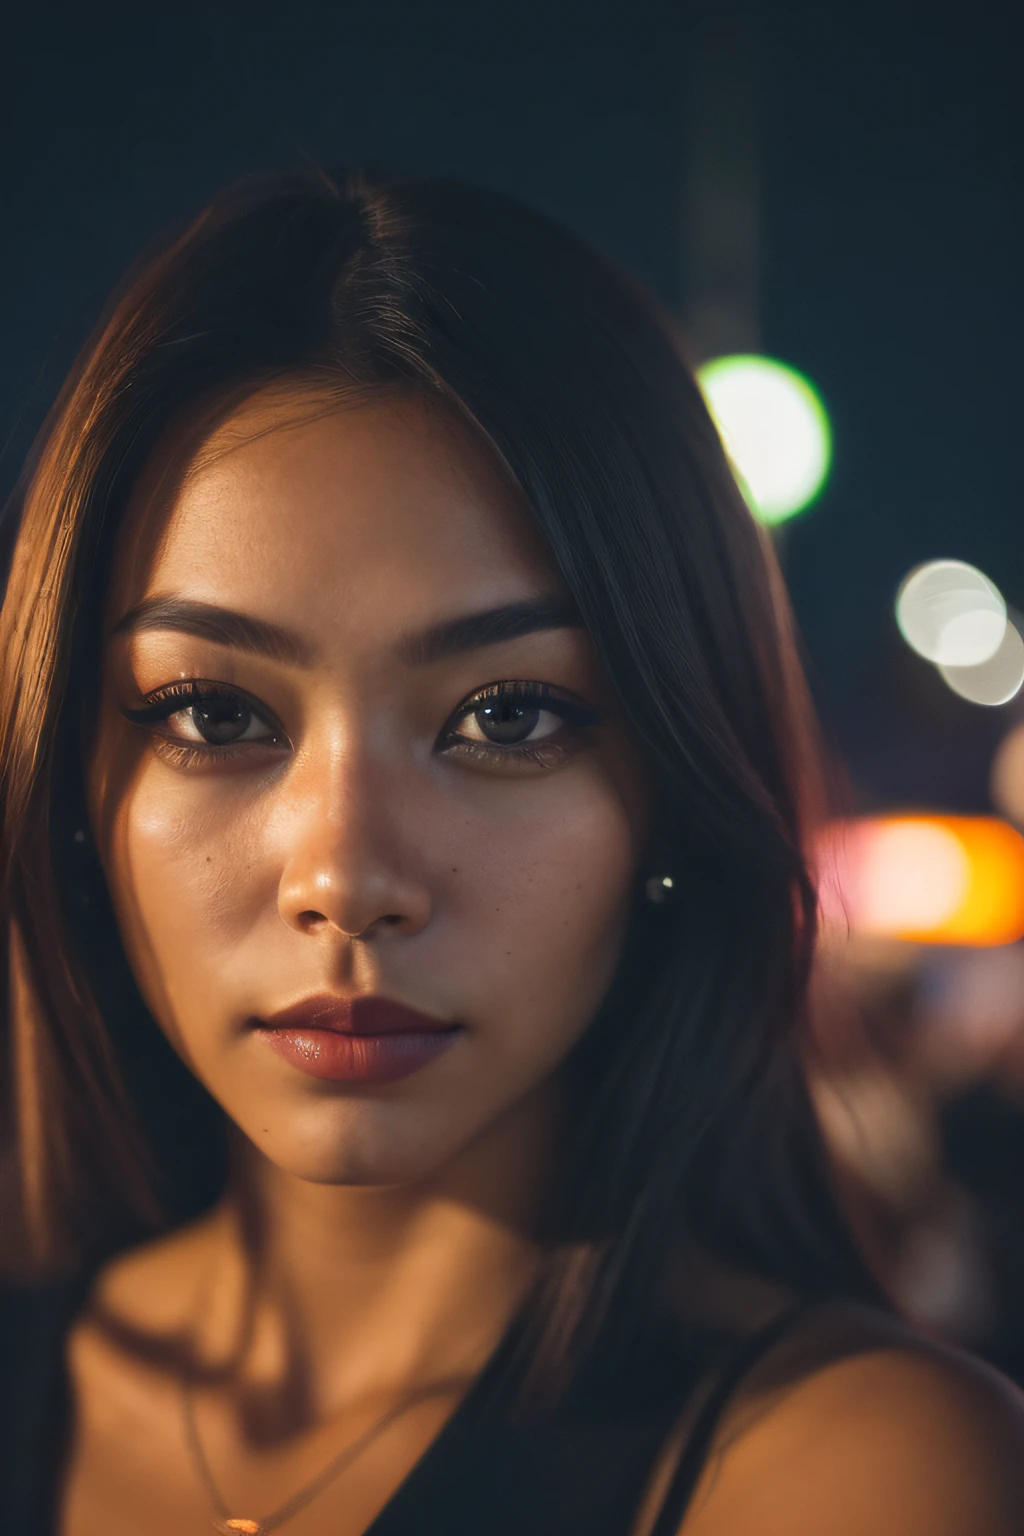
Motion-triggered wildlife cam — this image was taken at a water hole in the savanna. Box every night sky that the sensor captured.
[3,1,1020,813]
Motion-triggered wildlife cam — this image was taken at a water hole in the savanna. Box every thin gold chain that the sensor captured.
[181,1372,468,1535]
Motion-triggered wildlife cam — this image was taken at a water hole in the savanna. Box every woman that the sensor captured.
[1,169,1021,1535]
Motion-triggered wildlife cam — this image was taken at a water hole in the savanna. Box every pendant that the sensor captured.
[214,1521,261,1534]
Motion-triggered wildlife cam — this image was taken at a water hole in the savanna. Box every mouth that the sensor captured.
[252,994,464,1084]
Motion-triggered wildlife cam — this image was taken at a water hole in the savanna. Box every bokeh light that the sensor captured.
[697,354,832,525]
[896,559,1007,667]
[939,619,1024,706]
[989,723,1024,825]
[818,815,1024,945]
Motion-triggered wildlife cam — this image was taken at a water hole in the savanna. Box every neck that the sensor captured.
[195,1085,557,1419]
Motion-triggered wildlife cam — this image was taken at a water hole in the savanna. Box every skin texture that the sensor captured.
[62,387,1024,1535]
[86,387,649,1190]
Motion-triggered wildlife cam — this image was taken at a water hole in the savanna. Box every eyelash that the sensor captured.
[119,678,598,773]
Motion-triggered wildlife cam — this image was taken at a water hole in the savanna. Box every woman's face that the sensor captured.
[86,387,650,1187]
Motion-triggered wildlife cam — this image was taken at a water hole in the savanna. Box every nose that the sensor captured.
[275,742,432,942]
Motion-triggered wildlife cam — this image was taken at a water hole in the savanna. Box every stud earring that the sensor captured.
[69,827,95,907]
[644,874,675,905]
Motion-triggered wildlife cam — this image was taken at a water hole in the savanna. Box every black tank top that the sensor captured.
[0,1276,810,1535]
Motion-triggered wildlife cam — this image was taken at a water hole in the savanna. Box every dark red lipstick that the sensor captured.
[255,994,461,1083]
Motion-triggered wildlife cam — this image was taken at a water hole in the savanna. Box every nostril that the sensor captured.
[287,908,409,937]
[298,910,327,928]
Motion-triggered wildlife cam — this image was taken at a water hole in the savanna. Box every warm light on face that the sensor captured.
[697,354,832,525]
[817,815,1024,945]
[87,392,650,1190]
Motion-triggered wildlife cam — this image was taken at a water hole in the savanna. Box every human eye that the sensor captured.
[119,679,289,767]
[437,680,598,772]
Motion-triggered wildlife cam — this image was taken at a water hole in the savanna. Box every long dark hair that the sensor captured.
[0,168,877,1394]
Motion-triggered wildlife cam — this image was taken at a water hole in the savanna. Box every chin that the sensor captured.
[238,1099,475,1188]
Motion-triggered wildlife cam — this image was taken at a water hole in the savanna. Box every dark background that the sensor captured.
[2,0,1020,812]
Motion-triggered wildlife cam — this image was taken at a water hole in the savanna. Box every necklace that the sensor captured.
[181,1373,466,1535]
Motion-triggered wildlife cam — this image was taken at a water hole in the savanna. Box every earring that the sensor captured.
[645,874,675,905]
[70,827,94,907]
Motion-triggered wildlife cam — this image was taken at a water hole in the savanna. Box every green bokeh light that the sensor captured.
[697,354,833,525]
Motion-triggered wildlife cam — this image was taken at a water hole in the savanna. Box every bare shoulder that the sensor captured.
[94,1212,218,1314]
[68,1210,222,1385]
[60,1220,231,1533]
[677,1303,1024,1536]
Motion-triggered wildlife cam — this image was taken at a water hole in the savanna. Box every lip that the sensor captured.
[254,994,462,1084]
[262,994,454,1037]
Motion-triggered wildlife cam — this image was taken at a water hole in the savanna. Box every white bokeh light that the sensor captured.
[697,354,832,525]
[896,559,1007,667]
[939,619,1024,706]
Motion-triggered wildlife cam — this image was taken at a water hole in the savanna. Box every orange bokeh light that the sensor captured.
[817,815,1024,946]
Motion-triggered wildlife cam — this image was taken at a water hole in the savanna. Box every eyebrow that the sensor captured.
[108,594,582,669]
[399,596,582,666]
[109,596,315,667]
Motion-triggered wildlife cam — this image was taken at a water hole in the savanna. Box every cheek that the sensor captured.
[98,775,268,1046]
[93,740,645,1137]
[448,773,641,1063]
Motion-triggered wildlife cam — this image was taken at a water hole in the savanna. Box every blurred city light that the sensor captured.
[817,815,1024,945]
[896,559,1007,667]
[697,354,832,524]
[939,619,1024,705]
[990,723,1024,825]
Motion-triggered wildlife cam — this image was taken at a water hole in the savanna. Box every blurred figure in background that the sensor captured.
[811,925,1024,1384]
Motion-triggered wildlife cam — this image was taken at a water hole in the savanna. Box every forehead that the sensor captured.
[107,388,562,647]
